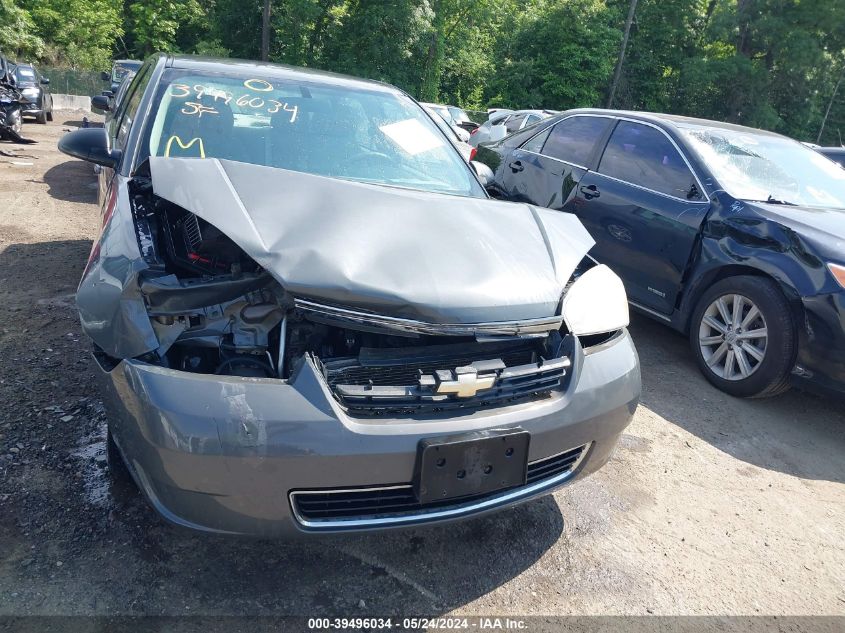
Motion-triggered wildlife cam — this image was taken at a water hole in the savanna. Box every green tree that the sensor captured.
[24,0,122,69]
[488,0,621,109]
[127,0,206,56]
[0,0,44,59]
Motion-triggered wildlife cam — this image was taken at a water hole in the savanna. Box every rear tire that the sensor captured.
[689,275,795,398]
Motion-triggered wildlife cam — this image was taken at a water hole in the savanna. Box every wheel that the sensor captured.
[36,111,47,124]
[690,275,795,398]
[46,107,53,122]
[11,115,21,135]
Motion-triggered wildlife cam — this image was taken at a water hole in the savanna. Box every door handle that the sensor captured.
[579,184,600,199]
[509,160,524,173]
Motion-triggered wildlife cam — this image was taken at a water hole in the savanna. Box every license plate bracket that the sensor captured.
[413,429,530,505]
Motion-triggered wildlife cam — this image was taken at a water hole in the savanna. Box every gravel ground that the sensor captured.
[0,116,843,619]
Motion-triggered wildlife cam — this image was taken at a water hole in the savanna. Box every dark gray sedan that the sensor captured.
[58,55,640,537]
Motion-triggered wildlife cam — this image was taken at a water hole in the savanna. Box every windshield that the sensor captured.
[448,106,470,123]
[679,126,845,208]
[142,69,483,197]
[14,67,36,84]
[112,63,141,84]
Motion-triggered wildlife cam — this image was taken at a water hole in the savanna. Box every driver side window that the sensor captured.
[599,121,700,200]
[110,63,152,149]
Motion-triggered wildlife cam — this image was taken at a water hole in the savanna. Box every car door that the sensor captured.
[500,115,611,209]
[568,119,710,314]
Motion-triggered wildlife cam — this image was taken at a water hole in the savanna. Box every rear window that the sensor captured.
[505,115,527,133]
[141,69,484,197]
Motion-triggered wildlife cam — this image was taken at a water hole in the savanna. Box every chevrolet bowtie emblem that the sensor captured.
[435,366,497,398]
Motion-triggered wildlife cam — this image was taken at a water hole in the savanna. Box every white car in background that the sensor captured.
[424,105,474,161]
[421,102,473,142]
[470,109,556,147]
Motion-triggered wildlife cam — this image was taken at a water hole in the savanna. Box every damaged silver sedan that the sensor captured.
[58,55,640,537]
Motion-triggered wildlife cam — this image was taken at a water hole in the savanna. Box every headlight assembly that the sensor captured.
[561,264,629,336]
[828,262,845,289]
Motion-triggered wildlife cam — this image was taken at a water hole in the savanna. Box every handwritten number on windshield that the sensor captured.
[170,80,298,122]
[181,102,218,117]
[244,78,273,92]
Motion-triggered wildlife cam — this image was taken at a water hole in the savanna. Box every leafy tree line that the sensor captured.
[0,0,843,144]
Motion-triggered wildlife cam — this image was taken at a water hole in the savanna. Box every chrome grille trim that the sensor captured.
[289,443,590,531]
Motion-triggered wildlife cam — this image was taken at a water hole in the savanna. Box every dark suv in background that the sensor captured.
[12,63,53,124]
[477,109,845,399]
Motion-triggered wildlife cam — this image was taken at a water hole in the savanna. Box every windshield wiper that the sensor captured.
[743,195,799,206]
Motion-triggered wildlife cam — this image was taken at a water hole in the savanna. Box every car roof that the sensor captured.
[819,147,845,155]
[560,108,788,139]
[167,55,399,93]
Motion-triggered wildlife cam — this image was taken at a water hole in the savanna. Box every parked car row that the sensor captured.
[470,109,557,147]
[55,55,844,540]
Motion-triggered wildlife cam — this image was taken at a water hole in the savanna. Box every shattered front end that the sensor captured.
[80,158,640,536]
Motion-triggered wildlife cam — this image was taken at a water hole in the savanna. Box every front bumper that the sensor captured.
[793,292,845,396]
[97,330,640,537]
[19,98,42,115]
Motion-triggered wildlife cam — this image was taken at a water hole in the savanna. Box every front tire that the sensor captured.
[690,275,795,398]
[36,111,47,124]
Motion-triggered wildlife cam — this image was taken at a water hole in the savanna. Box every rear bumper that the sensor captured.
[97,330,640,537]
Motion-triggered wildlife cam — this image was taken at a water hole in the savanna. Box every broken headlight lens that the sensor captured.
[561,264,629,336]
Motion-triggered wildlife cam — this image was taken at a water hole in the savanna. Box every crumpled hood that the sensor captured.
[148,157,595,323]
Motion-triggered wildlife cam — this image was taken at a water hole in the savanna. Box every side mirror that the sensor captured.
[91,94,111,112]
[40,77,50,85]
[470,160,495,188]
[489,124,507,142]
[101,71,110,82]
[58,127,122,169]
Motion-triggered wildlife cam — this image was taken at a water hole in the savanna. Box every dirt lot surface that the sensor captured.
[0,117,843,619]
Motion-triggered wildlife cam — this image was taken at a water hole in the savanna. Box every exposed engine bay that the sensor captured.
[125,170,578,415]
[71,156,611,415]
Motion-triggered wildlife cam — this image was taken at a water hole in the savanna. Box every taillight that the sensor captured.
[469,147,477,161]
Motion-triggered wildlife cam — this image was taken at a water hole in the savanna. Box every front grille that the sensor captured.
[291,444,586,525]
[318,339,570,415]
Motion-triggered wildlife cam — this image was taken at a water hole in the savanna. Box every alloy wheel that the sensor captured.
[698,293,768,381]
